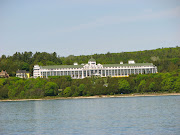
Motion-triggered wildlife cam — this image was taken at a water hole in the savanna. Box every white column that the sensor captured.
[82,70,84,78]
[105,70,106,77]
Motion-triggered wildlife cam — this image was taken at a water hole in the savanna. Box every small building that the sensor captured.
[16,70,30,78]
[74,62,78,65]
[0,70,9,78]
[120,61,123,64]
[128,60,135,64]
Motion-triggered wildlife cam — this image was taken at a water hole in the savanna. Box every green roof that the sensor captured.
[41,63,153,69]
[88,58,96,62]
[102,63,153,67]
[41,65,83,69]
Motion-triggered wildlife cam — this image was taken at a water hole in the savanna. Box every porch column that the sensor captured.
[82,70,84,78]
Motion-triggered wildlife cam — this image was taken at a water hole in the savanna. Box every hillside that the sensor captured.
[0,46,179,76]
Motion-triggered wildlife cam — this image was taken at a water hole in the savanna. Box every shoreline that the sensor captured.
[1,93,180,102]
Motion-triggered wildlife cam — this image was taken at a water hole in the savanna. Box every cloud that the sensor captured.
[62,6,180,32]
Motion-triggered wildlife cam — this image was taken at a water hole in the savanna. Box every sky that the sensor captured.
[0,0,180,57]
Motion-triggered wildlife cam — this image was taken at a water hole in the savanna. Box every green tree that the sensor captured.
[0,84,9,99]
[63,87,72,97]
[174,78,180,92]
[18,91,25,99]
[138,80,146,93]
[8,86,17,99]
[45,82,58,96]
[161,77,175,92]
[118,79,130,94]
[79,84,85,96]
[22,63,29,71]
[149,82,156,92]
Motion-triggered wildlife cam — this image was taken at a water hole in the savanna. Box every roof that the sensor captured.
[102,63,153,67]
[40,63,153,69]
[0,70,6,73]
[41,65,83,69]
[88,58,96,62]
[16,70,29,73]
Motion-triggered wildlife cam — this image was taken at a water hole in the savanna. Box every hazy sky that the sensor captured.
[0,0,180,57]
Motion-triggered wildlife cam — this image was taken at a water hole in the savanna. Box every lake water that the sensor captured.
[0,96,180,135]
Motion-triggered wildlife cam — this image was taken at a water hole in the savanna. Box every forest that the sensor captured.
[0,46,179,99]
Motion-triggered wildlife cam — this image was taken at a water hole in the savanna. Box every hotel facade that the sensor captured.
[33,58,158,79]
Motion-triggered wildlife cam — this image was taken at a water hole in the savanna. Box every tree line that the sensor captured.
[0,46,179,99]
[0,71,179,99]
[0,46,180,76]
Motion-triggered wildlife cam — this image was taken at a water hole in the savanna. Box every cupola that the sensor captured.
[88,58,96,65]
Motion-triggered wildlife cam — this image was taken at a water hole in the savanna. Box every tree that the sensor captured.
[22,63,29,71]
[79,84,85,96]
[118,79,130,94]
[63,87,72,97]
[0,84,9,99]
[149,82,156,92]
[138,80,146,93]
[161,77,175,92]
[174,78,180,92]
[45,82,58,96]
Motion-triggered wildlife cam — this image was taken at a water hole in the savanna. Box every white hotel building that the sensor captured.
[33,58,158,79]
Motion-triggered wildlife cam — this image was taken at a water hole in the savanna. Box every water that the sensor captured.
[0,96,180,135]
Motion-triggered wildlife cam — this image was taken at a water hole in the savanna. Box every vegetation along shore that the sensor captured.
[0,47,179,100]
[1,93,180,102]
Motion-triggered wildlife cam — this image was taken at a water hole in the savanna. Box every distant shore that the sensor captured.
[1,93,180,102]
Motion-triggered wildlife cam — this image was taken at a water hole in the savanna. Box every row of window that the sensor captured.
[40,66,154,71]
[40,68,155,77]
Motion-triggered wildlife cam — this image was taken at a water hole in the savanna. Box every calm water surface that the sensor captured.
[0,96,180,135]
